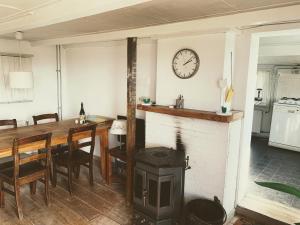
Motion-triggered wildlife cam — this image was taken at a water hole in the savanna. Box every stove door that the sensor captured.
[147,173,174,220]
[134,168,147,208]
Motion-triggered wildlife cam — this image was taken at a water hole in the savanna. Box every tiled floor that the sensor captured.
[247,136,300,209]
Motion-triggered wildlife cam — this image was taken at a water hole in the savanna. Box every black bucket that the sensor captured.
[185,196,227,225]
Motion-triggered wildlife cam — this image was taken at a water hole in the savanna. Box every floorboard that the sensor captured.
[0,161,132,225]
[0,160,241,225]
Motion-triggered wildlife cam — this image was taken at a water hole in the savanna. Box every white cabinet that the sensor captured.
[269,103,300,152]
[252,110,262,133]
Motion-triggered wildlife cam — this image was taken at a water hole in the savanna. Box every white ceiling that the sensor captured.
[259,55,300,64]
[260,34,300,46]
[0,0,55,20]
[1,0,300,41]
[259,34,300,64]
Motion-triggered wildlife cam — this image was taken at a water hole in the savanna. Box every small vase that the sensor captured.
[221,106,227,114]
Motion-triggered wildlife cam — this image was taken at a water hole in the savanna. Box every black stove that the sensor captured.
[133,147,185,225]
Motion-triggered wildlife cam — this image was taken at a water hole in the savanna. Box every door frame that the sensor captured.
[235,27,300,205]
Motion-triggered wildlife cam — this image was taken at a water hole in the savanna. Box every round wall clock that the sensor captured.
[172,48,200,79]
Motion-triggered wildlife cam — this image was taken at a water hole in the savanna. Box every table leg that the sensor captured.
[0,186,4,208]
[107,150,112,185]
[99,130,109,183]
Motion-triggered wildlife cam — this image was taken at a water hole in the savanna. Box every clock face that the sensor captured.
[172,48,200,79]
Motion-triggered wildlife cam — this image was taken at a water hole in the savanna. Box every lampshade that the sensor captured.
[110,119,127,135]
[9,72,33,89]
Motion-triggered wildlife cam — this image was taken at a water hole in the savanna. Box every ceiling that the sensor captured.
[260,34,300,46]
[259,55,300,64]
[1,0,300,41]
[259,34,300,64]
[0,0,55,20]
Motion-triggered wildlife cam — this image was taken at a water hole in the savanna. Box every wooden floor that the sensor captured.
[0,160,245,225]
[229,217,264,225]
[0,161,132,225]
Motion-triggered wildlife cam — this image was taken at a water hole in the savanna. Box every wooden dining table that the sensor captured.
[0,117,113,183]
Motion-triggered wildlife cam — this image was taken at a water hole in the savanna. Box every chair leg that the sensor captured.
[14,184,23,220]
[52,159,57,188]
[74,166,80,179]
[30,181,37,195]
[49,160,54,186]
[45,172,50,206]
[67,166,73,195]
[107,154,112,185]
[0,181,4,208]
[89,161,94,186]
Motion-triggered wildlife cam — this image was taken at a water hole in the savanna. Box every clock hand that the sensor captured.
[183,57,194,65]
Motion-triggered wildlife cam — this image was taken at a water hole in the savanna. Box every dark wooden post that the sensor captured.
[126,37,137,203]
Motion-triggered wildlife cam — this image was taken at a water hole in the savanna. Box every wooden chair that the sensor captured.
[52,123,97,195]
[0,120,17,211]
[0,119,18,170]
[0,119,17,128]
[107,116,145,185]
[32,113,66,185]
[32,113,62,156]
[0,133,52,220]
[32,113,59,125]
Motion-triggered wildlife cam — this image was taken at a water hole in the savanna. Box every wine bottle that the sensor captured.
[79,102,85,124]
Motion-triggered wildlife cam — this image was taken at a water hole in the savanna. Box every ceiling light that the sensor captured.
[9,32,33,89]
[9,72,33,89]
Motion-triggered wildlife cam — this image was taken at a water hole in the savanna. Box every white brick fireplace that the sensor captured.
[144,111,242,215]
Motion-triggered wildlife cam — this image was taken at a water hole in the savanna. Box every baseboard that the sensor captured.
[225,209,236,225]
[236,206,290,225]
[251,133,269,138]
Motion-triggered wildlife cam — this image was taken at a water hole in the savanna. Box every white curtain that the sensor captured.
[0,56,33,103]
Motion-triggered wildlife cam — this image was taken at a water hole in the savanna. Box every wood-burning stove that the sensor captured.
[133,147,185,225]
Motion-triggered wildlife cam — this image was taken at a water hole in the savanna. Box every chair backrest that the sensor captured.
[117,115,145,149]
[12,133,52,178]
[0,119,17,129]
[33,113,59,125]
[67,123,97,158]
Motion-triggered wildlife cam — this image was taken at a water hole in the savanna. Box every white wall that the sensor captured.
[0,39,57,126]
[146,112,228,200]
[63,41,125,119]
[63,39,157,155]
[63,39,157,119]
[156,34,226,111]
[113,39,157,118]
[146,32,241,215]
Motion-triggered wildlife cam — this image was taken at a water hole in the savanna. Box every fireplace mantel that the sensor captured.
[137,104,243,123]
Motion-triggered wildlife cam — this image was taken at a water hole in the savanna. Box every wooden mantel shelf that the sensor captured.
[137,104,244,123]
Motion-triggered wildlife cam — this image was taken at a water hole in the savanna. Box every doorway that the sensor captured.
[237,29,300,224]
